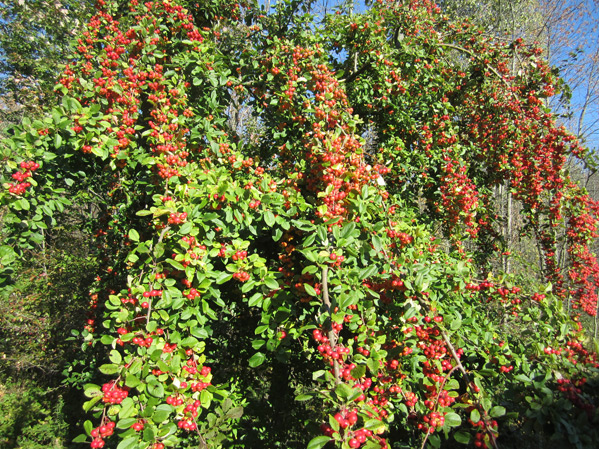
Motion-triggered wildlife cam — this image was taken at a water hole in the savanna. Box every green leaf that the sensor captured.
[179,222,193,234]
[470,409,481,423]
[83,395,102,412]
[307,436,332,449]
[215,272,232,284]
[129,359,142,374]
[363,419,385,432]
[0,246,16,265]
[302,265,318,275]
[264,210,275,227]
[481,397,492,412]
[312,370,326,380]
[363,441,382,449]
[200,389,213,408]
[445,379,460,390]
[489,406,506,418]
[72,434,87,443]
[147,381,164,398]
[366,357,379,374]
[304,283,317,297]
[295,393,313,401]
[83,383,100,398]
[334,383,354,401]
[225,406,244,419]
[351,365,366,379]
[119,397,135,419]
[249,352,266,367]
[116,436,139,449]
[340,222,356,239]
[191,326,209,339]
[153,404,173,423]
[360,265,378,280]
[99,363,119,375]
[454,430,471,444]
[116,418,137,430]
[335,383,362,402]
[427,433,441,448]
[125,375,141,388]
[167,259,185,271]
[128,229,140,242]
[444,412,461,427]
[264,276,278,290]
[248,293,263,307]
[109,349,122,364]
[372,234,382,252]
[450,316,462,331]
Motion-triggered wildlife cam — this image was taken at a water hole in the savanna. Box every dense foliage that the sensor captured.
[0,0,94,127]
[1,0,598,448]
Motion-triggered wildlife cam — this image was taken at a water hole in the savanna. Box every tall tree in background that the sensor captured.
[535,0,599,154]
[440,0,599,155]
[0,0,93,129]
[439,0,599,285]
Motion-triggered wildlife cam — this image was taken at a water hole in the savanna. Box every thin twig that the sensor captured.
[146,225,171,326]
[322,265,341,384]
[439,42,517,98]
[441,329,499,449]
[419,365,459,449]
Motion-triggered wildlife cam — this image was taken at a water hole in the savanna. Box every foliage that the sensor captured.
[1,1,598,449]
[0,0,94,128]
[0,200,100,449]
[0,382,68,449]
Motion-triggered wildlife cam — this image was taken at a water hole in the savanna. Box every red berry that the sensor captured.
[349,438,360,448]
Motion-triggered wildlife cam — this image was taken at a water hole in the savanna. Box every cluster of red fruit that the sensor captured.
[101,380,129,404]
[231,250,248,261]
[131,420,145,431]
[7,160,39,195]
[232,270,250,282]
[328,252,345,267]
[320,410,382,449]
[179,399,201,428]
[385,228,413,247]
[259,41,380,221]
[168,212,188,225]
[185,287,200,300]
[61,0,199,185]
[90,421,115,448]
[467,412,498,449]
[438,156,480,239]
[556,378,595,416]
[131,334,154,347]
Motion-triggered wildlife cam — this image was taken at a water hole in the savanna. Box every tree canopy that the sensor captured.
[1,1,598,448]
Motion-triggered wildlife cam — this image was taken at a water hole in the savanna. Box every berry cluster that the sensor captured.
[101,381,129,404]
[168,212,188,225]
[90,421,115,448]
[7,160,39,195]
[232,271,250,282]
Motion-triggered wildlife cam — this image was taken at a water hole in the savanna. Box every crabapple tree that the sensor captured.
[1,0,598,448]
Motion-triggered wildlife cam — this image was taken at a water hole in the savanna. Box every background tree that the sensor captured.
[0,3,102,448]
[0,0,94,131]
[440,0,599,332]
